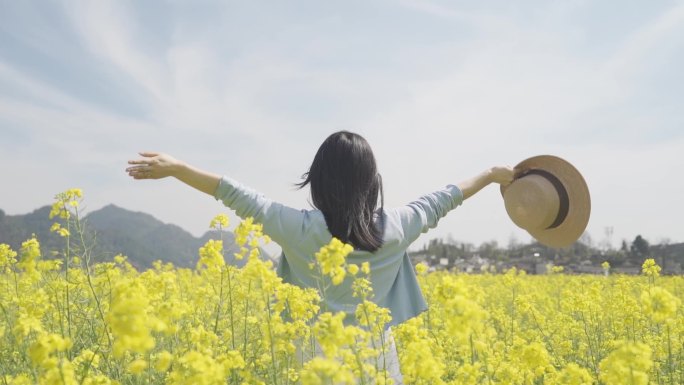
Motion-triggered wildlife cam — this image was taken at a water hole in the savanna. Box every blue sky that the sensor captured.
[1,0,683,254]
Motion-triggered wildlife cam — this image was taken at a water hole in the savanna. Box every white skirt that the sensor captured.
[377,327,404,385]
[299,327,404,384]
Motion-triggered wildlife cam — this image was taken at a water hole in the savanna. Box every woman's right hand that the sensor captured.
[126,152,183,180]
[489,166,515,186]
[458,165,514,200]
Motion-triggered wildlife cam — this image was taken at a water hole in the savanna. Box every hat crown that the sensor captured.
[503,174,561,231]
[500,155,590,248]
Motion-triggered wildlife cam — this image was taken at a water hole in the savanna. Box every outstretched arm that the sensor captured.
[126,152,221,196]
[128,152,309,246]
[397,165,515,244]
[457,166,514,200]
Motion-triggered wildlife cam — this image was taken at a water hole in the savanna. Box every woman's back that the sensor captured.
[214,174,464,326]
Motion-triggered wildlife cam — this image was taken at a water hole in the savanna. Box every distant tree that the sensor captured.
[478,240,505,261]
[620,240,629,253]
[461,242,475,254]
[651,238,672,269]
[630,235,650,264]
[603,248,627,267]
[580,232,593,249]
[556,240,591,264]
[508,235,520,250]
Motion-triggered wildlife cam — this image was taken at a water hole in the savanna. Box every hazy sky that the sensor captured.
[1,0,683,255]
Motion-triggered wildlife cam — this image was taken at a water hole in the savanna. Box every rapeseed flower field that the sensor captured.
[0,190,682,385]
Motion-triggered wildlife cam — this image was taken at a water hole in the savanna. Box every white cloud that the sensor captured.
[606,3,684,77]
[0,0,682,252]
[62,0,169,105]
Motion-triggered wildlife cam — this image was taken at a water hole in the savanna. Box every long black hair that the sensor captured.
[297,131,384,252]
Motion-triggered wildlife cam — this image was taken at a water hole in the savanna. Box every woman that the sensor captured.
[126,131,514,383]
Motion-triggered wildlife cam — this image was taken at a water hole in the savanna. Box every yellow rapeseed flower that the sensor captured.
[72,349,100,370]
[13,314,44,337]
[127,359,148,375]
[234,217,265,247]
[640,286,680,323]
[518,341,552,376]
[397,324,445,384]
[197,239,225,270]
[300,357,355,385]
[313,312,358,357]
[49,222,70,237]
[154,351,173,372]
[49,188,82,220]
[17,237,41,274]
[314,238,353,286]
[556,362,593,385]
[0,243,17,268]
[219,350,245,371]
[28,333,73,369]
[642,258,661,278]
[599,340,652,385]
[167,351,226,385]
[355,300,391,331]
[3,374,32,385]
[361,261,370,275]
[106,279,156,357]
[209,213,229,230]
[40,360,77,385]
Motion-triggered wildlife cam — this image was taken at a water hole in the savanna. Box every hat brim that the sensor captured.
[501,155,591,248]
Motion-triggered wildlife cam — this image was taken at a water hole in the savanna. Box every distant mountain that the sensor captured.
[0,205,247,269]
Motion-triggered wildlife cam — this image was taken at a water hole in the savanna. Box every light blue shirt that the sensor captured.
[214,176,464,327]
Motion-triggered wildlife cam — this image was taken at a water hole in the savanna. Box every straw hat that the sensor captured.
[501,155,590,248]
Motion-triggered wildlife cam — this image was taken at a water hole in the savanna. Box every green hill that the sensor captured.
[0,205,244,269]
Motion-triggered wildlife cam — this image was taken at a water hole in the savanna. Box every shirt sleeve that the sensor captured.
[213,176,307,245]
[396,185,464,245]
